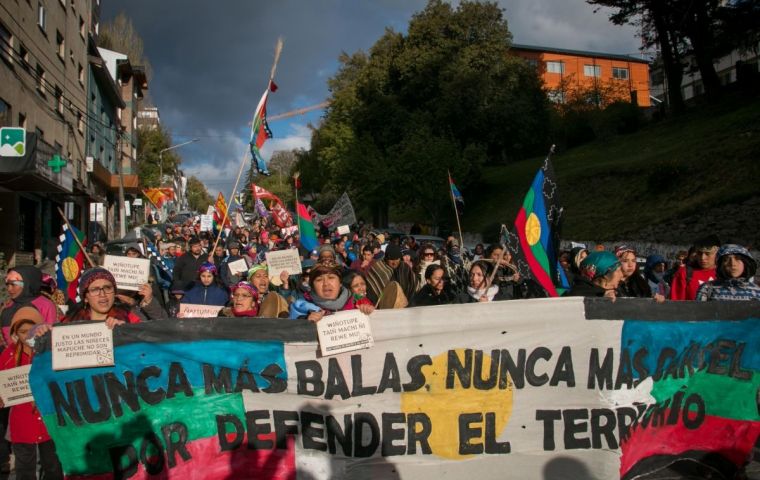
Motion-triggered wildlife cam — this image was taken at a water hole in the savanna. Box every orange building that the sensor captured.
[511,44,651,108]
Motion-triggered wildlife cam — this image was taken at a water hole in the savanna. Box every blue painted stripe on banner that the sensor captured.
[621,318,760,378]
[30,339,286,415]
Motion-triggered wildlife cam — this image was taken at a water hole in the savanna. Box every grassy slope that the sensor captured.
[462,94,760,240]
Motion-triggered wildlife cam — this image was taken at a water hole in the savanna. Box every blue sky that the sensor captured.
[101,0,642,199]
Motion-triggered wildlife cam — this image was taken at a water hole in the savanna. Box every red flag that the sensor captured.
[251,184,284,206]
[270,202,293,228]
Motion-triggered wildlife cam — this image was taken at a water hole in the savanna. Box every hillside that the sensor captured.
[462,94,760,246]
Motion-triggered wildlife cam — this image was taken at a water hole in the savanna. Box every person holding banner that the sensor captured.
[290,264,374,322]
[0,307,63,480]
[565,252,623,299]
[181,263,229,307]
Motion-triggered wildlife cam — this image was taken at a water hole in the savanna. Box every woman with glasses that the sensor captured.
[1,266,58,346]
[35,268,144,336]
[220,282,260,317]
[416,245,440,286]
[411,264,456,307]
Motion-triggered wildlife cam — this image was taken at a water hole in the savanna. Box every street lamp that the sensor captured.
[159,138,199,185]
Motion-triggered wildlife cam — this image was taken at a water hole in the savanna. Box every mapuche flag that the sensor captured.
[55,224,87,302]
[296,202,318,252]
[511,157,563,297]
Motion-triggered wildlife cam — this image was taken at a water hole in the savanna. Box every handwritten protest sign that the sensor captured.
[227,258,248,276]
[265,249,301,286]
[200,215,214,232]
[0,365,32,407]
[29,299,759,479]
[336,224,350,235]
[179,303,223,318]
[317,310,374,356]
[102,255,150,291]
[51,322,114,370]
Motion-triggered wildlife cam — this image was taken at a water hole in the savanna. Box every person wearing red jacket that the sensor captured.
[670,236,719,301]
[0,306,63,480]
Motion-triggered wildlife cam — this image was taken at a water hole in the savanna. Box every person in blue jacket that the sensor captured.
[181,263,229,306]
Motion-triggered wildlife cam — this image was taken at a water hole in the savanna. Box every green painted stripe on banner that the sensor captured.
[43,387,248,475]
[650,371,760,421]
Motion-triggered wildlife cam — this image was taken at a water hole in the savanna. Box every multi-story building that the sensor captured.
[0,0,95,265]
[650,43,760,104]
[137,106,160,130]
[511,43,651,108]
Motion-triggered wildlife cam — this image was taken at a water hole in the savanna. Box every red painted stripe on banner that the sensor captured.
[620,413,760,477]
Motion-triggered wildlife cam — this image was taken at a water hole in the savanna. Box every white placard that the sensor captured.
[133,198,143,207]
[0,365,32,406]
[89,202,105,222]
[52,322,114,371]
[265,249,302,281]
[227,258,248,276]
[179,303,223,318]
[336,225,350,235]
[316,310,374,356]
[125,201,131,217]
[206,205,215,216]
[200,214,214,232]
[102,255,150,291]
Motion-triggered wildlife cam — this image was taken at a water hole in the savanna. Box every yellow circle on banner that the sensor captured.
[61,257,80,282]
[400,350,513,460]
[526,213,541,246]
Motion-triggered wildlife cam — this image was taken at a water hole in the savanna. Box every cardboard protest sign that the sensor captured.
[226,258,248,276]
[0,365,32,406]
[51,322,114,370]
[179,303,223,318]
[102,255,150,291]
[265,249,302,286]
[336,224,350,235]
[317,310,374,356]
[29,299,759,479]
[199,215,214,232]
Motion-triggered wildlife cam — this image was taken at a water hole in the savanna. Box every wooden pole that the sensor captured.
[447,170,466,258]
[56,207,95,268]
[211,37,283,254]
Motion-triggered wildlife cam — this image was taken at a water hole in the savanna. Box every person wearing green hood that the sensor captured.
[565,251,623,299]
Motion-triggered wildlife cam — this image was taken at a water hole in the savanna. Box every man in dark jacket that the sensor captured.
[366,244,419,303]
[172,237,206,291]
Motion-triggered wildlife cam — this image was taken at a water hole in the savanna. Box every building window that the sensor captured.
[546,61,564,74]
[37,2,46,32]
[36,64,46,95]
[19,43,29,72]
[0,98,11,127]
[59,0,65,6]
[524,58,538,69]
[79,16,85,38]
[18,112,26,129]
[35,127,44,139]
[77,112,83,132]
[584,64,601,77]
[612,67,629,80]
[55,85,63,114]
[56,30,64,60]
[78,63,84,85]
[0,23,12,66]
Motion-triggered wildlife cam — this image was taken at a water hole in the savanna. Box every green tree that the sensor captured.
[136,126,180,188]
[299,0,550,226]
[185,176,214,212]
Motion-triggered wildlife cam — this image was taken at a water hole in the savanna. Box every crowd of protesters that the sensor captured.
[0,212,758,477]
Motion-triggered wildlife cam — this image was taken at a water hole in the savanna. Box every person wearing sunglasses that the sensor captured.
[1,266,58,347]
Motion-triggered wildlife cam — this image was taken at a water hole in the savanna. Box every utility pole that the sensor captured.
[117,131,127,238]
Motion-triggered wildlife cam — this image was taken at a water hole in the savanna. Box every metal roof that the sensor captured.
[511,43,649,64]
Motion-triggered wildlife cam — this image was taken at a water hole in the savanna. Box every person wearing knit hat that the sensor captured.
[0,305,64,480]
[221,282,260,317]
[245,264,290,316]
[365,243,419,306]
[181,262,229,308]
[614,245,651,298]
[565,252,623,299]
[0,266,57,347]
[670,235,720,301]
[696,244,760,301]
[316,244,337,265]
[33,268,142,337]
